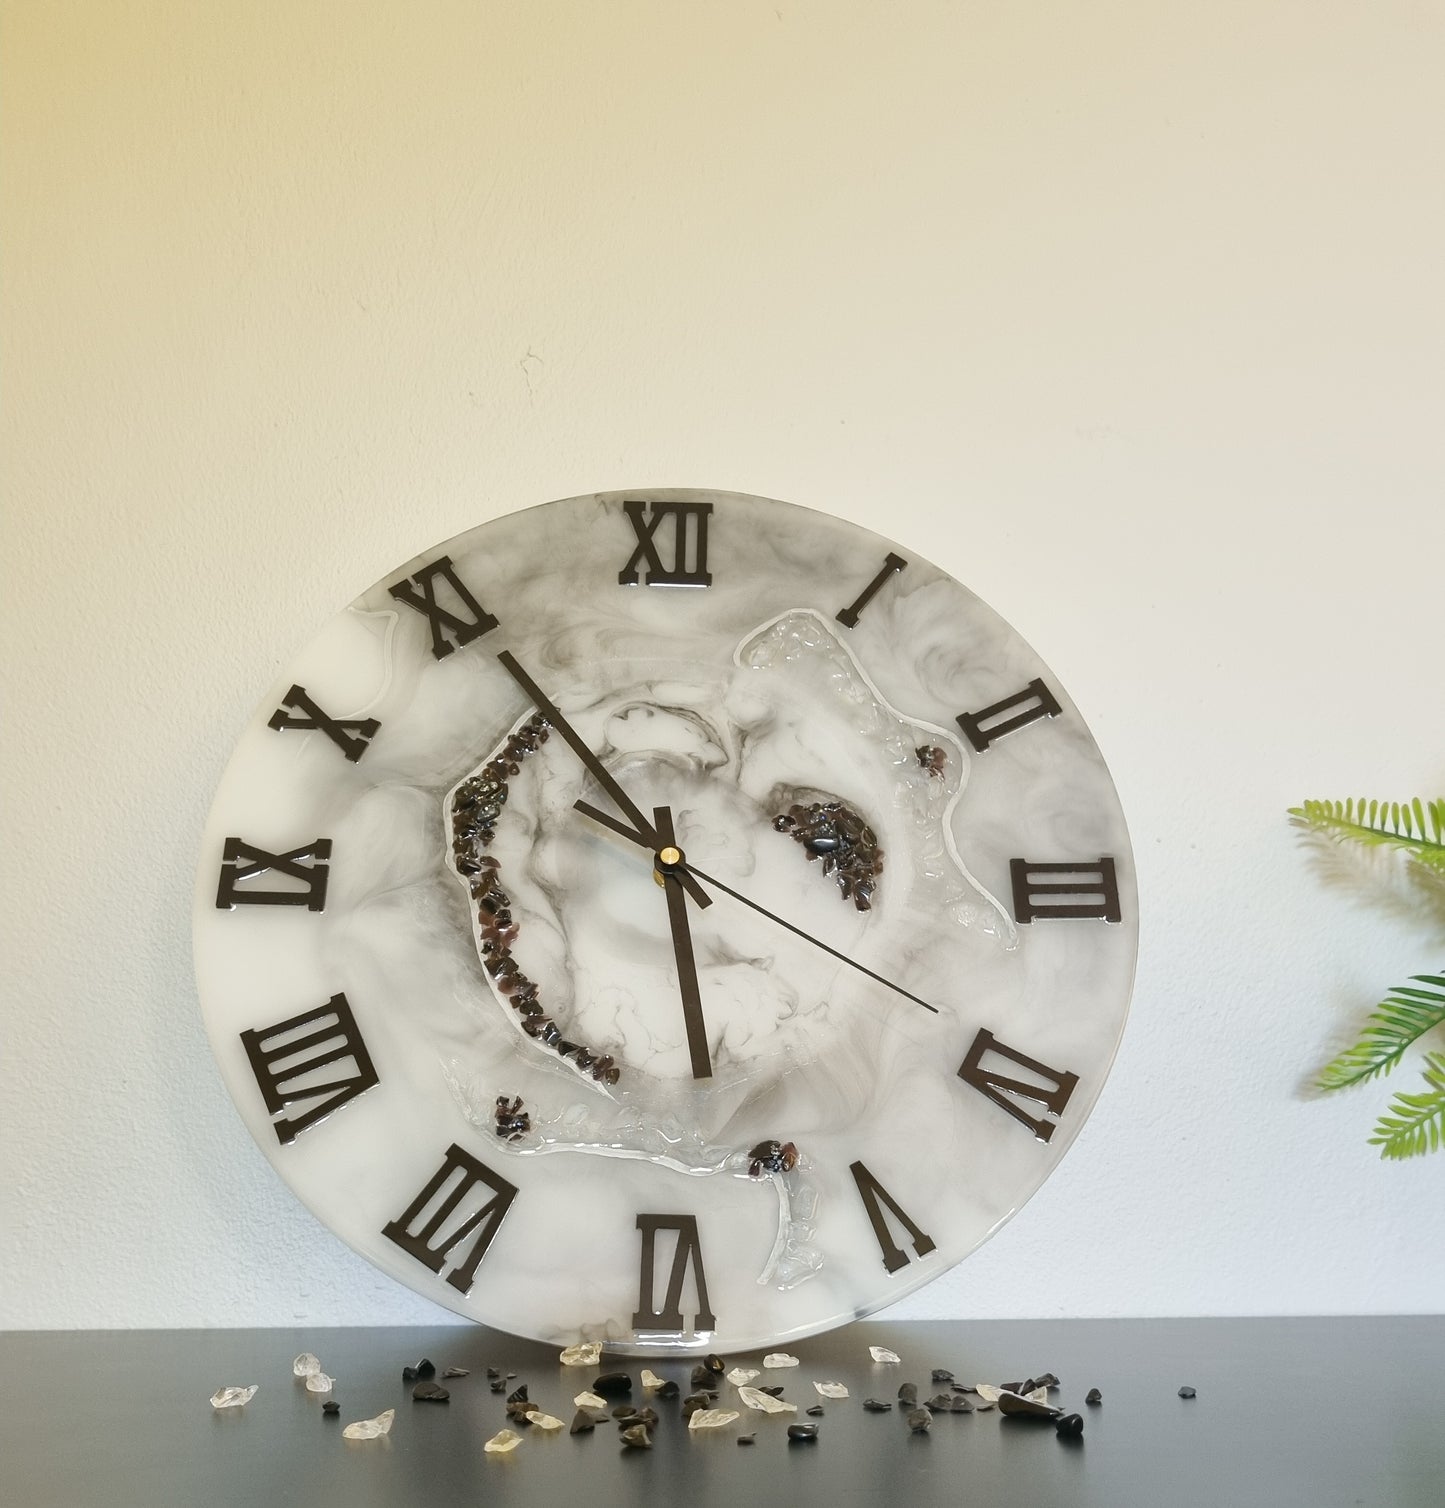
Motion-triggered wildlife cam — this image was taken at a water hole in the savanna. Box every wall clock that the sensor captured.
[194,488,1137,1353]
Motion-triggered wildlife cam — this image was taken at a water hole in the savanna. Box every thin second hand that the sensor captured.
[683,861,940,1016]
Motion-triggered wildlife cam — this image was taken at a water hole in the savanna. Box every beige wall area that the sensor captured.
[3,1,1442,1326]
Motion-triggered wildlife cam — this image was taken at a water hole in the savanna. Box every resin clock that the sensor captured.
[194,489,1137,1353]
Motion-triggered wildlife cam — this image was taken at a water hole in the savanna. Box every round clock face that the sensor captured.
[194,489,1137,1353]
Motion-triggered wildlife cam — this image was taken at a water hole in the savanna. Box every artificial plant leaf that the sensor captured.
[1368,1052,1445,1160]
[1318,976,1445,1089]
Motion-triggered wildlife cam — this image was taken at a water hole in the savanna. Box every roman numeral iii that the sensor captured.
[632,1213,717,1333]
[239,993,379,1144]
[388,555,500,659]
[849,1161,936,1274]
[1010,857,1122,923]
[382,1144,518,1294]
[957,1028,1079,1142]
[617,500,713,587]
[215,837,332,911]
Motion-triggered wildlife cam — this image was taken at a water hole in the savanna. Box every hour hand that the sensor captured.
[574,798,712,909]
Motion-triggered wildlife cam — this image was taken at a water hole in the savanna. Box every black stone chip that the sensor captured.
[1086,1388,1102,1406]
[593,1372,632,1397]
[787,1423,819,1442]
[656,1380,680,1400]
[703,1354,725,1375]
[1056,1413,1084,1437]
[1179,1386,1197,1399]
[906,1407,932,1433]
[737,1435,755,1446]
[619,1424,652,1449]
[806,1405,824,1417]
[442,1367,469,1379]
[897,1383,918,1405]
[412,1382,449,1403]
[760,1385,785,1398]
[506,1384,529,1404]
[931,1369,954,1384]
[321,1401,340,1416]
[863,1399,893,1412]
[1035,1372,1060,1389]
[489,1379,505,1393]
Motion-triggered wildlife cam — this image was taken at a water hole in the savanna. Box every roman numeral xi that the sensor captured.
[388,555,499,660]
[239,993,379,1144]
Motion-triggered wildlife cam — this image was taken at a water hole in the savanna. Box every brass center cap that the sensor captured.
[657,845,683,868]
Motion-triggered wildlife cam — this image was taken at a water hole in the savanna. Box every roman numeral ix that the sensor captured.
[268,684,380,763]
[239,993,379,1144]
[617,500,713,587]
[382,1144,518,1294]
[215,837,331,911]
[388,555,499,660]
[849,1161,936,1274]
[958,1028,1079,1142]
[632,1213,717,1333]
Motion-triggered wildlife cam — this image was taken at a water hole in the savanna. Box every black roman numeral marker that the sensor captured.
[268,684,380,763]
[956,677,1062,752]
[849,1161,936,1274]
[239,993,379,1144]
[1010,857,1122,923]
[382,1144,518,1294]
[836,552,907,628]
[215,837,332,911]
[632,1213,717,1332]
[617,500,713,587]
[388,555,500,659]
[957,1028,1079,1142]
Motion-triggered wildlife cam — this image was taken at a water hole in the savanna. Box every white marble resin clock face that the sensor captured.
[194,490,1137,1353]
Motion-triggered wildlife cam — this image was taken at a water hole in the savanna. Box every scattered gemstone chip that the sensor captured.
[930,1369,954,1384]
[974,1384,1003,1402]
[814,1381,849,1398]
[727,1368,760,1387]
[593,1373,632,1396]
[1179,1386,1197,1399]
[484,1427,523,1454]
[898,1383,918,1405]
[1086,1388,1103,1406]
[343,1409,396,1441]
[442,1366,469,1379]
[737,1385,796,1415]
[688,1408,740,1432]
[787,1423,819,1442]
[863,1399,893,1412]
[1056,1413,1085,1437]
[640,1369,665,1391]
[292,1354,321,1378]
[402,1358,435,1381]
[574,1390,607,1410]
[806,1405,824,1417]
[907,1408,932,1433]
[997,1391,1061,1420]
[412,1382,449,1403]
[619,1424,652,1449]
[763,1352,800,1368]
[737,1434,755,1446]
[869,1347,901,1365]
[304,1372,335,1395]
[570,1411,597,1435]
[210,1385,258,1410]
[321,1401,340,1417]
[526,1410,564,1431]
[560,1343,602,1367]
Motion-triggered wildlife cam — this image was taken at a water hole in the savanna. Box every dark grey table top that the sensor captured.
[2,1317,1440,1507]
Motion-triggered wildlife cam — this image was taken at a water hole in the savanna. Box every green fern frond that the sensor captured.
[1317,975,1445,1089]
[1289,797,1445,869]
[1368,1053,1445,1160]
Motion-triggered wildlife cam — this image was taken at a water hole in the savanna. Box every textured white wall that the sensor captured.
[3,0,1442,1329]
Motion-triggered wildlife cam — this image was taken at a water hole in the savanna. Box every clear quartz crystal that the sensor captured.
[292,1353,321,1378]
[341,1408,395,1441]
[974,1384,1002,1401]
[688,1408,740,1432]
[558,1342,602,1367]
[869,1346,901,1364]
[209,1385,258,1410]
[763,1352,799,1368]
[304,1371,335,1394]
[726,1367,760,1386]
[737,1386,797,1415]
[814,1381,849,1398]
[573,1390,606,1409]
[640,1369,665,1391]
[525,1410,564,1431]
[484,1428,523,1454]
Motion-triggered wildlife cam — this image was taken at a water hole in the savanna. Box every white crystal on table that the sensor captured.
[209,1385,258,1410]
[559,1342,602,1366]
[814,1380,849,1398]
[763,1352,799,1368]
[484,1427,523,1454]
[574,1389,607,1409]
[1026,1386,1049,1404]
[869,1346,901,1364]
[737,1386,796,1415]
[726,1367,760,1386]
[304,1371,335,1394]
[688,1408,740,1431]
[342,1408,395,1440]
[291,1353,321,1378]
[640,1368,666,1391]
[974,1384,1002,1402]
[525,1410,564,1431]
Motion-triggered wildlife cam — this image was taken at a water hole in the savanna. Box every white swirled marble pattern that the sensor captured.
[194,489,1137,1352]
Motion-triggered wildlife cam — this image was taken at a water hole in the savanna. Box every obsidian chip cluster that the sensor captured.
[450,712,620,1087]
[772,800,884,911]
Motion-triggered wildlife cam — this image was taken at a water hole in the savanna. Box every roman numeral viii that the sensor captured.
[239,993,379,1144]
[215,838,331,911]
[382,1144,518,1295]
[849,1161,936,1274]
[617,500,713,587]
[388,555,500,660]
[632,1213,717,1333]
[958,1028,1079,1142]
